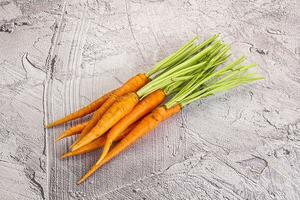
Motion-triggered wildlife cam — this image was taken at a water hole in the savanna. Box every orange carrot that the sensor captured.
[71,92,140,150]
[55,121,89,142]
[46,91,113,128]
[77,104,181,184]
[98,89,166,163]
[71,74,149,148]
[61,135,107,159]
[60,121,139,159]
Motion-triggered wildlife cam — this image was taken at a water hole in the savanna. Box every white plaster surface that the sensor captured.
[0,0,299,199]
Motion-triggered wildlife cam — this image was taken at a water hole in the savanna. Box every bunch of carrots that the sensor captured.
[46,35,262,184]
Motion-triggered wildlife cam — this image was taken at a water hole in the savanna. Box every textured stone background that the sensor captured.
[0,0,299,199]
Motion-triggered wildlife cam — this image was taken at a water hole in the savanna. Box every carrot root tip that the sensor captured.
[95,158,103,166]
[60,153,70,159]
[55,136,63,142]
[77,178,85,185]
[45,124,51,128]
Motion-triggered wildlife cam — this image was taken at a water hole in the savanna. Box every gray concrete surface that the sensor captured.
[0,0,299,199]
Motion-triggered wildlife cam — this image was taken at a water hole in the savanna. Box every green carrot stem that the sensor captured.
[166,48,232,107]
[153,41,220,81]
[142,62,206,93]
[164,81,186,95]
[165,56,247,108]
[181,34,219,61]
[180,76,262,107]
[206,44,226,62]
[183,77,249,101]
[138,62,207,98]
[212,53,231,67]
[146,36,198,77]
[166,59,261,109]
[157,45,198,72]
[137,41,221,97]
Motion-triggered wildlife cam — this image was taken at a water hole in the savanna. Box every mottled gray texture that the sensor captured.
[0,0,299,199]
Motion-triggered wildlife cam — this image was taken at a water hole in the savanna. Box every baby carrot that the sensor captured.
[55,121,89,142]
[61,135,107,159]
[46,91,113,128]
[77,105,181,184]
[61,121,139,159]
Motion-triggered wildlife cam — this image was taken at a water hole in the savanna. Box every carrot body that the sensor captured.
[46,91,113,128]
[98,89,166,163]
[77,104,181,184]
[55,121,89,142]
[71,92,140,151]
[61,121,139,159]
[71,74,149,148]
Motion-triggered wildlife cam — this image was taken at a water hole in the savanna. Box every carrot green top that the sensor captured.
[146,34,219,78]
[137,35,227,98]
[164,56,263,109]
